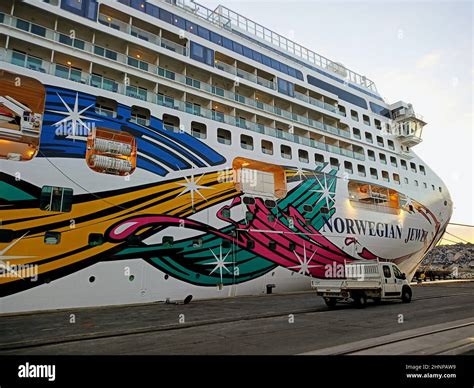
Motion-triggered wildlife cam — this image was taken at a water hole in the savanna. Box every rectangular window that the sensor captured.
[63,0,83,10]
[210,31,222,45]
[277,78,294,97]
[197,25,210,40]
[262,55,271,67]
[240,134,254,150]
[59,33,73,46]
[172,15,185,29]
[222,36,233,50]
[279,63,288,74]
[159,8,173,24]
[252,51,262,63]
[131,0,145,11]
[16,19,30,31]
[31,24,46,37]
[190,41,214,66]
[271,58,280,70]
[61,0,98,20]
[243,46,253,58]
[217,128,231,145]
[315,154,324,167]
[73,39,85,50]
[307,75,368,109]
[145,3,160,18]
[233,41,243,55]
[40,186,73,212]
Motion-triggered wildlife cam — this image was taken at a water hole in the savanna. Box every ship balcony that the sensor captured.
[1,11,345,124]
[0,46,366,162]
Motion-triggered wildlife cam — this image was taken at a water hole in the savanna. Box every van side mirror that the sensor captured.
[401,273,406,280]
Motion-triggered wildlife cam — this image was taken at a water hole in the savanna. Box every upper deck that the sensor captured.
[162,0,379,94]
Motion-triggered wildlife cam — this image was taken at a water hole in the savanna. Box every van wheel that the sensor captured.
[324,297,337,308]
[401,287,412,303]
[353,293,367,308]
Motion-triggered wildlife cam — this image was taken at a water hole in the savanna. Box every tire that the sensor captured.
[324,297,337,308]
[401,287,412,303]
[353,293,367,308]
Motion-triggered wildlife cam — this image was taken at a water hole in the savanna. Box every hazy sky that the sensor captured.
[201,0,473,243]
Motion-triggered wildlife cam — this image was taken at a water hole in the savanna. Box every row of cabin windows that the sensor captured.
[93,97,427,177]
[215,128,431,187]
[347,108,384,130]
[217,125,426,176]
[352,132,426,175]
[352,128,395,150]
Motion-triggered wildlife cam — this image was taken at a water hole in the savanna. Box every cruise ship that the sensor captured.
[0,0,453,313]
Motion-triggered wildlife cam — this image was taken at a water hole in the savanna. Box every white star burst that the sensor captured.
[294,167,306,181]
[289,243,318,275]
[311,174,336,209]
[203,245,233,283]
[177,172,212,209]
[0,232,35,278]
[49,93,98,140]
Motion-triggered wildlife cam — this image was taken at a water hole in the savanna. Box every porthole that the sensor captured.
[88,233,104,246]
[444,200,447,206]
[192,238,203,248]
[129,275,135,282]
[264,199,277,209]
[44,231,61,245]
[164,274,169,280]
[89,276,95,283]
[303,204,313,213]
[243,196,256,205]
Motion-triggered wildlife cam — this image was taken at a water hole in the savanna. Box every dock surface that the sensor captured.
[1,282,473,355]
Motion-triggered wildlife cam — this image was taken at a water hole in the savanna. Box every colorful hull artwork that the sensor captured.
[0,79,450,312]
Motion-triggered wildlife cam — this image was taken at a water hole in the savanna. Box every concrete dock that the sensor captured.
[0,282,473,355]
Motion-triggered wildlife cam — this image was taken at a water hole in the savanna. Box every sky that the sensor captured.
[200,0,473,243]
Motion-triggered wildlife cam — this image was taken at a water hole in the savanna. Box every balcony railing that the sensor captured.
[2,13,350,139]
[0,47,365,162]
[166,0,377,92]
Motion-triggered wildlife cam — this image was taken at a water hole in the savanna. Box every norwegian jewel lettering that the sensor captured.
[322,217,428,243]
